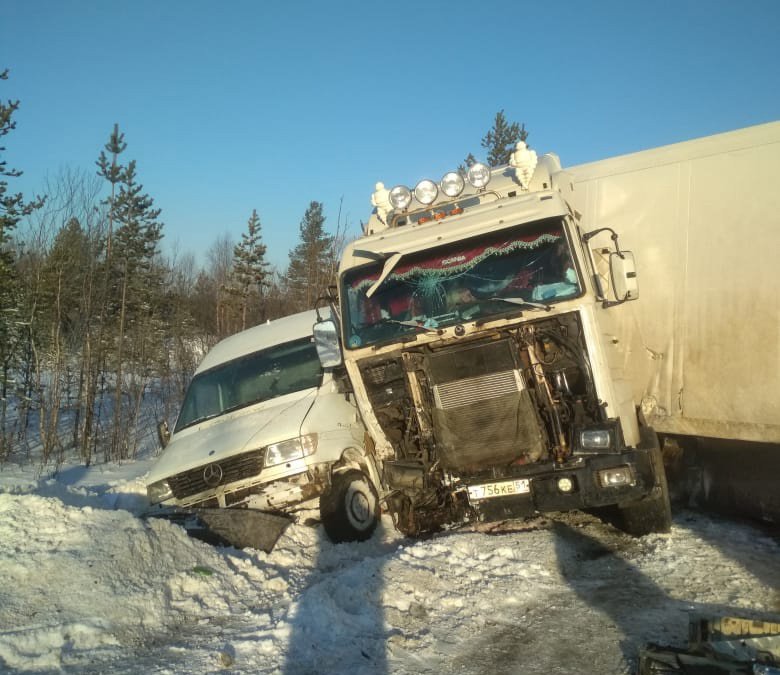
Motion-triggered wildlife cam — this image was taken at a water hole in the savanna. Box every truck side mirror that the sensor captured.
[313,319,343,368]
[610,251,639,302]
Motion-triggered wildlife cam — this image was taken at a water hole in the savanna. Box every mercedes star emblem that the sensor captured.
[202,463,223,487]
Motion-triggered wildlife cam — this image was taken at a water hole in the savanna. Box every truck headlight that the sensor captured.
[414,179,438,205]
[440,171,465,197]
[580,429,612,449]
[466,162,491,189]
[597,466,635,488]
[389,185,412,210]
[147,479,173,504]
[265,433,318,467]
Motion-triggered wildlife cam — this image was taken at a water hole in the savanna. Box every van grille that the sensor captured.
[168,448,266,499]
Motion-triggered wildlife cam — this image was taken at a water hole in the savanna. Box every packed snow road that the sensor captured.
[1,460,778,674]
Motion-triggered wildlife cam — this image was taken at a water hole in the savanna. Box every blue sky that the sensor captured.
[3,0,779,270]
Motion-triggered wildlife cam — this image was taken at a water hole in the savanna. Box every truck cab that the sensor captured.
[316,146,671,537]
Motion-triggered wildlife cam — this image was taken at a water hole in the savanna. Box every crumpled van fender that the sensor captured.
[327,440,385,507]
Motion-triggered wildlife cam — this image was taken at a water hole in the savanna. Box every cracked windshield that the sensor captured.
[175,338,322,431]
[343,218,581,348]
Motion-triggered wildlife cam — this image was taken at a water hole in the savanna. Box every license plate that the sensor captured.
[468,478,531,501]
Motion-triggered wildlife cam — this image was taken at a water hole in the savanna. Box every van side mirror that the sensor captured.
[313,319,343,368]
[610,251,639,302]
[157,420,171,449]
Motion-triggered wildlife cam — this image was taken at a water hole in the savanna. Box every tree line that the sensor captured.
[1,67,527,467]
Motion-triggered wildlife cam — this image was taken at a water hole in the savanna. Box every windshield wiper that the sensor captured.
[381,317,440,334]
[180,411,221,429]
[366,252,403,298]
[490,296,552,311]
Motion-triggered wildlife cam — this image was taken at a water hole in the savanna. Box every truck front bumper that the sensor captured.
[466,448,657,522]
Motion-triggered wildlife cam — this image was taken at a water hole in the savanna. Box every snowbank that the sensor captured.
[1,460,778,674]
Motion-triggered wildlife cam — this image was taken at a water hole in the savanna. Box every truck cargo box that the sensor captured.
[570,122,780,444]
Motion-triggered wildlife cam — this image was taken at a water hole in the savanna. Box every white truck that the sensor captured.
[146,309,381,549]
[314,143,673,538]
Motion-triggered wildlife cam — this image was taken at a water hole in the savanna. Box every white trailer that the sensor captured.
[569,121,780,446]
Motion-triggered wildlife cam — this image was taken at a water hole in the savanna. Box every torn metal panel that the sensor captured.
[639,615,780,675]
[691,616,780,664]
[145,507,292,553]
[195,508,293,552]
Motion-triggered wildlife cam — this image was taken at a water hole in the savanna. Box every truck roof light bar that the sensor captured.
[466,162,491,189]
[414,179,438,205]
[440,171,465,197]
[388,185,412,211]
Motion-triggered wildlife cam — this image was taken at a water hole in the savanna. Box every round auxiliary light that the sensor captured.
[557,477,574,493]
[440,171,465,198]
[414,179,439,205]
[388,185,413,211]
[467,162,492,189]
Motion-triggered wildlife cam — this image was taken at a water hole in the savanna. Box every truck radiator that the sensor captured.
[426,340,545,472]
[433,370,522,409]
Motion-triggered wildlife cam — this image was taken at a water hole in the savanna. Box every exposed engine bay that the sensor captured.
[357,311,615,535]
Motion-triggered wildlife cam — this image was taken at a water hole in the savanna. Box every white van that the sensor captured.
[145,309,380,546]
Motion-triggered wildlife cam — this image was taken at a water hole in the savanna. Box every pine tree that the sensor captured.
[41,218,92,343]
[230,209,270,329]
[285,201,334,312]
[0,69,44,456]
[109,158,163,315]
[95,123,126,260]
[481,110,528,167]
[463,110,529,169]
[95,125,165,460]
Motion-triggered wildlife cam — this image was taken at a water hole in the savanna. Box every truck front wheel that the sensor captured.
[618,445,673,536]
[320,469,380,543]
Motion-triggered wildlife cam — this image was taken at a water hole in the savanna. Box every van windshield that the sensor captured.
[175,337,322,432]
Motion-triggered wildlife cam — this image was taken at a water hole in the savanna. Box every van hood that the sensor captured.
[147,390,316,484]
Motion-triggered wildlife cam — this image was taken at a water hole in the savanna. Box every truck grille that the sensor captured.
[425,339,544,471]
[434,370,522,409]
[168,448,266,499]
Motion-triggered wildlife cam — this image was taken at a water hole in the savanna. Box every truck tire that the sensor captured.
[320,469,380,543]
[618,445,673,536]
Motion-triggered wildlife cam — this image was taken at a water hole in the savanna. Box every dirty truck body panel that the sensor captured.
[569,121,780,444]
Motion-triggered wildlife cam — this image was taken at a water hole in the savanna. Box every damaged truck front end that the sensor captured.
[322,153,671,538]
[355,311,665,537]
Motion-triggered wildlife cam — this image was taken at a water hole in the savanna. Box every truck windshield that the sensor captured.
[175,337,322,432]
[342,218,581,349]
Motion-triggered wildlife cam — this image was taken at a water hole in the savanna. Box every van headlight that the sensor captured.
[147,479,173,504]
[265,434,318,467]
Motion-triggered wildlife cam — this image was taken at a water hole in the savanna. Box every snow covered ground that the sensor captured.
[1,458,779,674]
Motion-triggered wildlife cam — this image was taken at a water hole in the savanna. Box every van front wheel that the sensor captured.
[320,470,380,543]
